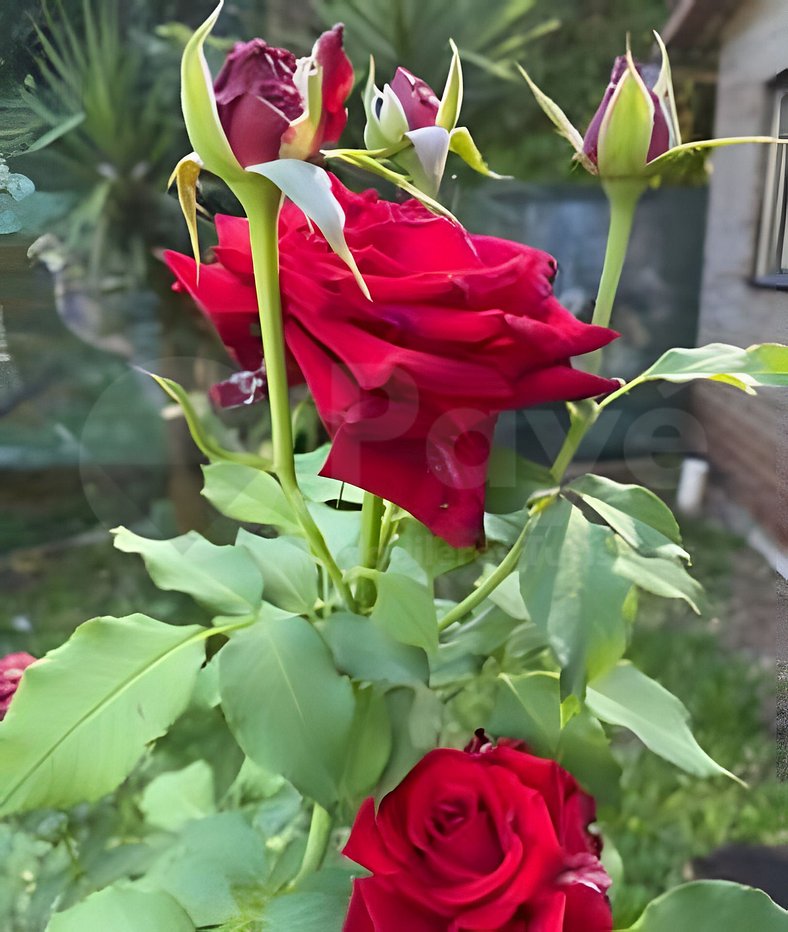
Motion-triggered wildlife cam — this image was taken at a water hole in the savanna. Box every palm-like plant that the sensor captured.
[5,0,185,279]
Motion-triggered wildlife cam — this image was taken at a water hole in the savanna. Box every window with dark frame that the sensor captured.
[755,70,788,288]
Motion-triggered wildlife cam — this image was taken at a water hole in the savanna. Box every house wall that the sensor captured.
[696,0,788,546]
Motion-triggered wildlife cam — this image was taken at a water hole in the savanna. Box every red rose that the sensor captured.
[342,736,612,931]
[0,652,35,720]
[213,25,353,166]
[164,177,617,547]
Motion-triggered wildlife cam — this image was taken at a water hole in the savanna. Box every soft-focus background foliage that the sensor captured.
[0,1,785,929]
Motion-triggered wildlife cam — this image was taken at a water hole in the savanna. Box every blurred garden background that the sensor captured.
[0,0,786,928]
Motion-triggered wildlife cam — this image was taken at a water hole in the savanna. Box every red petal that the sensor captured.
[390,67,440,130]
[314,24,353,146]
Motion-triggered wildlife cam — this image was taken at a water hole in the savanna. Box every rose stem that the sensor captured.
[550,401,601,482]
[585,179,643,373]
[357,491,385,609]
[290,802,333,888]
[238,176,357,613]
[437,522,529,631]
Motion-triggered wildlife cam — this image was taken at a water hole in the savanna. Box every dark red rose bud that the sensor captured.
[342,739,612,931]
[389,67,441,130]
[0,652,35,720]
[583,54,674,172]
[212,25,353,168]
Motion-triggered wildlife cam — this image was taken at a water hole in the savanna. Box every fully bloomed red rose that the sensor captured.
[164,177,617,547]
[0,652,35,720]
[213,26,353,166]
[342,735,612,931]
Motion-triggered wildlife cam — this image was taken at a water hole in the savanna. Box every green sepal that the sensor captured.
[145,371,271,469]
[180,1,244,182]
[436,39,463,131]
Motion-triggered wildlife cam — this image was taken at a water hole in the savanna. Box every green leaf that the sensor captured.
[307,503,360,569]
[322,612,429,687]
[0,615,205,816]
[644,137,787,183]
[147,373,269,468]
[237,530,318,616]
[519,498,632,695]
[47,886,194,932]
[439,605,524,661]
[139,761,215,832]
[219,617,356,807]
[556,708,622,808]
[391,518,476,582]
[113,528,263,615]
[613,543,705,613]
[339,686,392,799]
[605,343,788,402]
[568,475,687,560]
[623,881,788,931]
[379,686,443,794]
[245,160,370,299]
[587,662,737,781]
[294,446,364,504]
[180,1,243,181]
[143,813,267,927]
[480,567,529,620]
[263,884,350,932]
[485,446,554,517]
[489,672,561,756]
[202,462,299,533]
[372,572,439,654]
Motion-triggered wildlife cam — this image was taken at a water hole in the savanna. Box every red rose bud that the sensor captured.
[389,68,441,130]
[582,53,677,175]
[213,25,353,167]
[343,739,612,931]
[357,47,501,199]
[0,652,35,720]
[364,48,464,144]
[164,177,617,548]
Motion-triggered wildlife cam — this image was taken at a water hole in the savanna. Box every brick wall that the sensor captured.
[695,0,788,546]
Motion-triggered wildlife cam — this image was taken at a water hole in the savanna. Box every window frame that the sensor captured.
[753,70,788,289]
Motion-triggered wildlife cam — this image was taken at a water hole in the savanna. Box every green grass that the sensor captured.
[0,536,210,658]
[778,665,787,782]
[607,519,787,927]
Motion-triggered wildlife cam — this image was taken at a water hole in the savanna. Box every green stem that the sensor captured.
[357,492,384,609]
[551,182,642,473]
[437,522,530,631]
[586,180,643,373]
[236,177,357,613]
[550,402,600,482]
[377,501,399,567]
[291,803,332,888]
